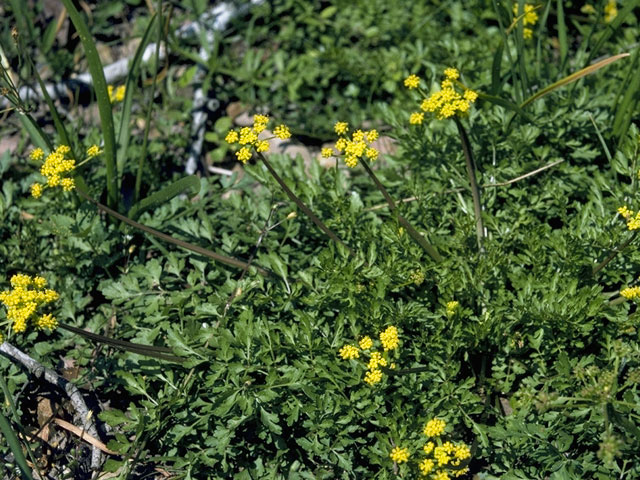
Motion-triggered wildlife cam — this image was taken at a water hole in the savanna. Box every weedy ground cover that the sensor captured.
[1,1,640,479]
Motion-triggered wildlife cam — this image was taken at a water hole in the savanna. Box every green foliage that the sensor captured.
[1,1,640,479]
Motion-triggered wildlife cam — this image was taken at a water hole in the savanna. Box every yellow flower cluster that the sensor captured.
[407,69,478,123]
[582,1,617,22]
[0,274,59,335]
[339,344,360,359]
[404,74,420,89]
[390,446,410,463]
[391,417,472,477]
[512,3,539,39]
[617,206,640,230]
[108,85,126,103]
[225,115,291,164]
[620,286,640,301]
[30,145,76,197]
[605,0,618,23]
[446,301,459,318]
[323,122,379,168]
[338,325,400,386]
[380,325,399,351]
[424,418,447,437]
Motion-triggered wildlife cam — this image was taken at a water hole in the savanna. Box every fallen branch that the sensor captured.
[0,341,103,471]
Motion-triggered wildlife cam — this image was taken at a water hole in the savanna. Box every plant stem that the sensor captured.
[455,118,485,253]
[258,153,357,258]
[593,231,637,276]
[75,188,271,277]
[360,158,443,263]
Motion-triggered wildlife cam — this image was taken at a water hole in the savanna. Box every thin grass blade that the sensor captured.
[117,13,159,175]
[60,0,118,209]
[0,411,34,480]
[520,53,630,109]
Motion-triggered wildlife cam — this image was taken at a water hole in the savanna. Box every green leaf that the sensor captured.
[259,406,282,435]
[0,411,34,480]
[128,175,201,220]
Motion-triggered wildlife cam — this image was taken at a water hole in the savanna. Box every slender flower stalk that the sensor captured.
[225,116,357,259]
[74,188,271,277]
[257,153,357,258]
[454,118,485,253]
[359,159,442,262]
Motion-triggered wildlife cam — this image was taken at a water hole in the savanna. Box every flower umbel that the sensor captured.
[326,122,379,168]
[380,325,399,351]
[338,326,400,385]
[0,274,59,336]
[225,116,293,164]
[389,446,410,463]
[30,145,77,196]
[404,74,420,89]
[411,68,478,121]
[617,206,640,230]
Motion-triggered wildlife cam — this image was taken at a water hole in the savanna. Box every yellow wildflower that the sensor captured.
[365,147,378,161]
[513,4,539,26]
[339,344,360,360]
[87,145,102,158]
[255,140,270,153]
[31,183,43,198]
[364,368,382,385]
[389,446,410,463]
[359,336,373,350]
[321,147,333,158]
[446,301,459,317]
[334,121,349,135]
[273,125,291,139]
[433,471,450,480]
[444,68,459,80]
[404,74,420,89]
[379,326,399,351]
[236,147,252,163]
[367,351,387,370]
[225,131,239,144]
[419,458,435,475]
[410,112,424,125]
[424,418,446,437]
[604,0,617,23]
[621,286,640,300]
[29,148,44,161]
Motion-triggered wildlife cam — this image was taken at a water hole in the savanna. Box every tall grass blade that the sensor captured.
[520,53,630,109]
[612,48,640,144]
[60,0,118,210]
[128,175,200,220]
[0,411,34,480]
[117,13,159,175]
[556,0,568,69]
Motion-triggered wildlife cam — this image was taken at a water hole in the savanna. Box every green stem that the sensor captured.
[75,188,271,277]
[455,118,485,253]
[360,158,443,263]
[258,153,357,258]
[593,231,637,276]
